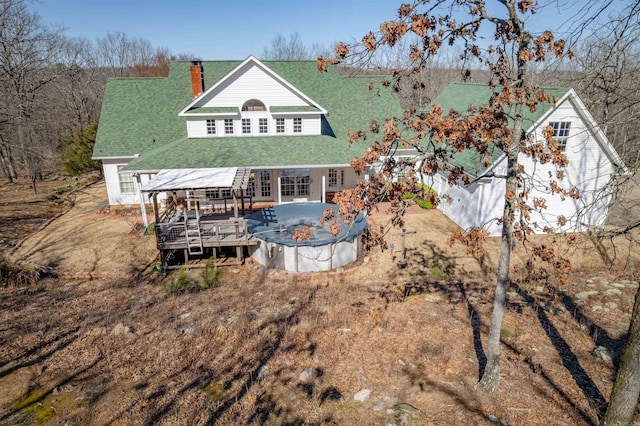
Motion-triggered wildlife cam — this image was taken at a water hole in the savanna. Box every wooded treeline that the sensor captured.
[1,0,638,186]
[0,0,190,184]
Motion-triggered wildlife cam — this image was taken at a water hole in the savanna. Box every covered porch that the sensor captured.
[141,167,258,268]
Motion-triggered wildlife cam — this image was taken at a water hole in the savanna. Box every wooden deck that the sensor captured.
[157,216,257,249]
[155,210,259,268]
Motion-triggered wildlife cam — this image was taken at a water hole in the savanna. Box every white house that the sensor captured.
[93,56,400,217]
[423,83,626,235]
[93,60,624,239]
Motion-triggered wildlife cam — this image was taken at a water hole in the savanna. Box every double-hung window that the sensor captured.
[242,118,251,134]
[259,118,268,134]
[276,118,285,134]
[224,119,234,135]
[293,117,302,133]
[117,166,136,194]
[206,119,216,135]
[550,121,571,151]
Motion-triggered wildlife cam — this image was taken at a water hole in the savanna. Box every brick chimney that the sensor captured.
[190,60,204,98]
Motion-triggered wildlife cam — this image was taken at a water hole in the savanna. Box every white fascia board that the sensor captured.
[92,154,138,161]
[247,164,351,170]
[565,89,628,173]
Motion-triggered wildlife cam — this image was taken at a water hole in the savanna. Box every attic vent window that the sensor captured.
[242,99,266,111]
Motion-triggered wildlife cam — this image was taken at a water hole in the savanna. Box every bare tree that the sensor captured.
[567,3,640,169]
[0,0,65,184]
[261,33,317,60]
[95,31,159,77]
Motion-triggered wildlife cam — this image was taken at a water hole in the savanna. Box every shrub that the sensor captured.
[401,183,437,210]
[200,259,223,288]
[61,123,102,176]
[162,259,223,295]
[0,257,39,288]
[429,262,448,280]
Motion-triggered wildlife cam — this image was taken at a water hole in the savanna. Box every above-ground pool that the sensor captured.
[247,203,368,272]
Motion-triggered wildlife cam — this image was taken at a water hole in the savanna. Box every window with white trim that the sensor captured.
[293,117,302,133]
[550,121,571,151]
[246,175,256,198]
[224,119,234,134]
[242,118,251,134]
[117,166,136,194]
[259,118,268,134]
[276,118,285,133]
[206,119,216,135]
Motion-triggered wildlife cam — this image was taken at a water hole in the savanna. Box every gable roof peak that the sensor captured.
[178,55,328,116]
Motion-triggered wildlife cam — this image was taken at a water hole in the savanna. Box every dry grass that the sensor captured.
[0,177,638,425]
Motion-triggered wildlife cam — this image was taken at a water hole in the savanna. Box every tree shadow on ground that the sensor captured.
[135,281,340,425]
[383,242,490,380]
[381,240,609,425]
[513,283,610,421]
[559,291,626,365]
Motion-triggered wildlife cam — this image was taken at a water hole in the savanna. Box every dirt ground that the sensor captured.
[1,177,639,425]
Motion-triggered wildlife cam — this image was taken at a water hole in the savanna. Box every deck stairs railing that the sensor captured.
[185,217,204,255]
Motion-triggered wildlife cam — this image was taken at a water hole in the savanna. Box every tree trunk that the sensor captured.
[602,285,640,425]
[475,153,517,393]
[0,138,18,182]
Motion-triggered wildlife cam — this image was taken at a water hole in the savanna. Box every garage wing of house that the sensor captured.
[423,82,627,236]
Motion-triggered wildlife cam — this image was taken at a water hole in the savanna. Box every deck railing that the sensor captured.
[156,217,251,248]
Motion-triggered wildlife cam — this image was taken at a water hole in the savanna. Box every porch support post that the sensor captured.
[136,174,149,228]
[232,189,239,218]
[152,193,159,224]
[277,176,282,204]
[322,174,326,203]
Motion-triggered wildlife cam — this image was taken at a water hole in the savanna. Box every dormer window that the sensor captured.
[242,99,266,111]
[259,118,268,134]
[224,119,234,134]
[206,119,216,135]
[242,118,251,134]
[293,117,302,133]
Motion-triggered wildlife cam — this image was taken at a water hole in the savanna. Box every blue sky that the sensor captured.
[34,0,627,60]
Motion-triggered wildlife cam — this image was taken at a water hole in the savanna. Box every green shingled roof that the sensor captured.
[426,82,570,176]
[183,106,238,114]
[94,59,401,169]
[270,105,320,113]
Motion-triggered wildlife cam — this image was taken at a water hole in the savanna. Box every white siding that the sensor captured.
[434,95,617,236]
[519,96,616,233]
[186,119,209,138]
[204,62,308,108]
[186,114,322,138]
[102,158,154,206]
[435,170,505,236]
[184,62,323,138]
